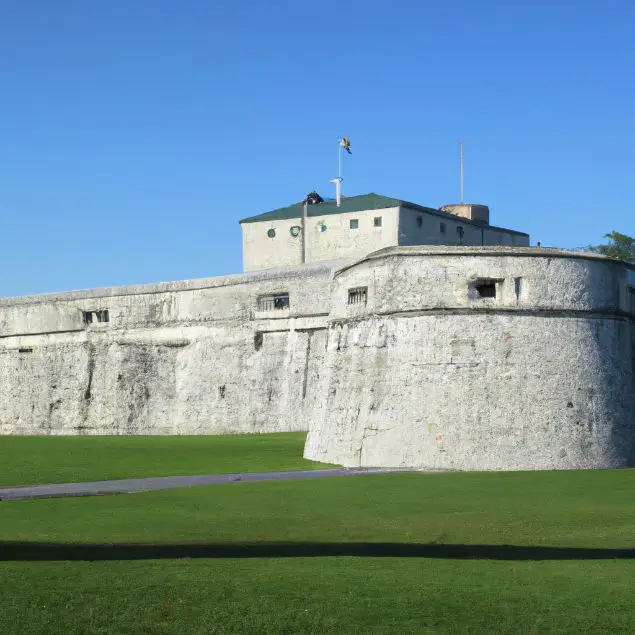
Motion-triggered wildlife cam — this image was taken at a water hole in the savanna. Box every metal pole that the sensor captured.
[301,200,307,263]
[460,142,464,203]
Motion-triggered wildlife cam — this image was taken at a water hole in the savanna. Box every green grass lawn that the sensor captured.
[1,467,634,634]
[0,433,326,487]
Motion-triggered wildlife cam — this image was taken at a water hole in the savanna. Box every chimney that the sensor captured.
[439,203,490,226]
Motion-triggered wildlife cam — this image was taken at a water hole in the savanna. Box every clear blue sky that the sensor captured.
[1,0,633,296]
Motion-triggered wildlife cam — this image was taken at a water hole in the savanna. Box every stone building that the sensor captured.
[0,192,633,471]
[240,193,529,271]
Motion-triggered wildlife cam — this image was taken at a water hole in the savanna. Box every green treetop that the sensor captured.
[587,231,635,263]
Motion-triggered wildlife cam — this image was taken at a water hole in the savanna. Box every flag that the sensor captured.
[340,137,351,154]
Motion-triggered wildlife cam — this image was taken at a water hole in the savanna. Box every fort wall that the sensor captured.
[0,246,633,472]
[304,248,634,470]
[0,261,339,435]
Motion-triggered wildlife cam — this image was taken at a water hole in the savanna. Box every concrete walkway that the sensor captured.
[0,467,414,501]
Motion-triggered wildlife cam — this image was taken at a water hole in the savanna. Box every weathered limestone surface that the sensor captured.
[0,245,633,473]
[304,248,635,470]
[0,261,338,435]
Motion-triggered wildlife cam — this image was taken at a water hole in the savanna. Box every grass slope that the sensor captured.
[1,468,634,634]
[0,433,325,487]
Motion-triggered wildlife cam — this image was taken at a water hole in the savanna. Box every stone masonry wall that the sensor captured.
[304,248,634,470]
[0,262,338,435]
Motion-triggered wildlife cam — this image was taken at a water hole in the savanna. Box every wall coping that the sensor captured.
[333,246,635,277]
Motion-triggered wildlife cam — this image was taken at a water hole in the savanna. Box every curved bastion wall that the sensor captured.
[304,247,635,471]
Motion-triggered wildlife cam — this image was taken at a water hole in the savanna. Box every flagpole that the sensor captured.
[338,138,342,180]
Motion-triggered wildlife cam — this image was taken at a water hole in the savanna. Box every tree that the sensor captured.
[587,231,635,263]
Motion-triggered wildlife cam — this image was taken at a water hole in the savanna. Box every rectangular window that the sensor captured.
[18,347,33,353]
[471,278,502,300]
[349,219,359,229]
[374,216,382,227]
[440,222,446,234]
[83,310,109,325]
[348,287,368,305]
[258,293,290,311]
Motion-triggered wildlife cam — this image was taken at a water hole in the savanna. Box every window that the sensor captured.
[267,228,276,238]
[289,226,301,237]
[471,279,501,299]
[416,216,423,228]
[440,222,446,234]
[476,282,496,298]
[374,216,382,227]
[348,287,368,305]
[457,226,465,243]
[83,310,109,325]
[349,219,359,230]
[18,347,33,353]
[514,277,522,303]
[258,293,290,311]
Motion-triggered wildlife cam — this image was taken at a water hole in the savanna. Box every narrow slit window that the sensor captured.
[514,277,522,303]
[416,216,423,228]
[374,216,382,227]
[258,293,290,311]
[18,347,33,353]
[440,222,446,234]
[348,287,368,305]
[350,219,359,230]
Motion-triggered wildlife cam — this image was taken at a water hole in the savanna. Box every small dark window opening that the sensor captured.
[514,277,522,303]
[416,216,423,228]
[374,216,382,227]
[477,283,496,298]
[474,281,497,298]
[83,310,109,325]
[267,228,276,238]
[254,332,263,350]
[456,226,465,243]
[18,347,33,353]
[440,222,446,234]
[348,287,368,305]
[350,219,359,229]
[258,293,289,311]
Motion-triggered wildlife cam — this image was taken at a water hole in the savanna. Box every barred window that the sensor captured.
[258,293,290,311]
[348,287,368,305]
[83,310,109,325]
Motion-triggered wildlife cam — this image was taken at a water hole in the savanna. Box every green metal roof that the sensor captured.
[239,192,529,237]
[239,193,434,224]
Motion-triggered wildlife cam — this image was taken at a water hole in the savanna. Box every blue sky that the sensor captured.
[1,0,633,296]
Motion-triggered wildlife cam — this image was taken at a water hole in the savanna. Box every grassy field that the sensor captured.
[0,433,326,487]
[1,460,634,634]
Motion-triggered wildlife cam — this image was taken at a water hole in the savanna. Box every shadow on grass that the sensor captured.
[1,542,634,562]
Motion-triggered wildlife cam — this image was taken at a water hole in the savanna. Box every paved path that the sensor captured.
[0,468,414,501]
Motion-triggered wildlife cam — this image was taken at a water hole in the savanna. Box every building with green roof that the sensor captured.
[240,192,529,272]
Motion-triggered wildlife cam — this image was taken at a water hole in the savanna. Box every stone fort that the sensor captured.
[1,192,633,470]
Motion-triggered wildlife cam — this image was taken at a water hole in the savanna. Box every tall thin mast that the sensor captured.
[459,142,464,203]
